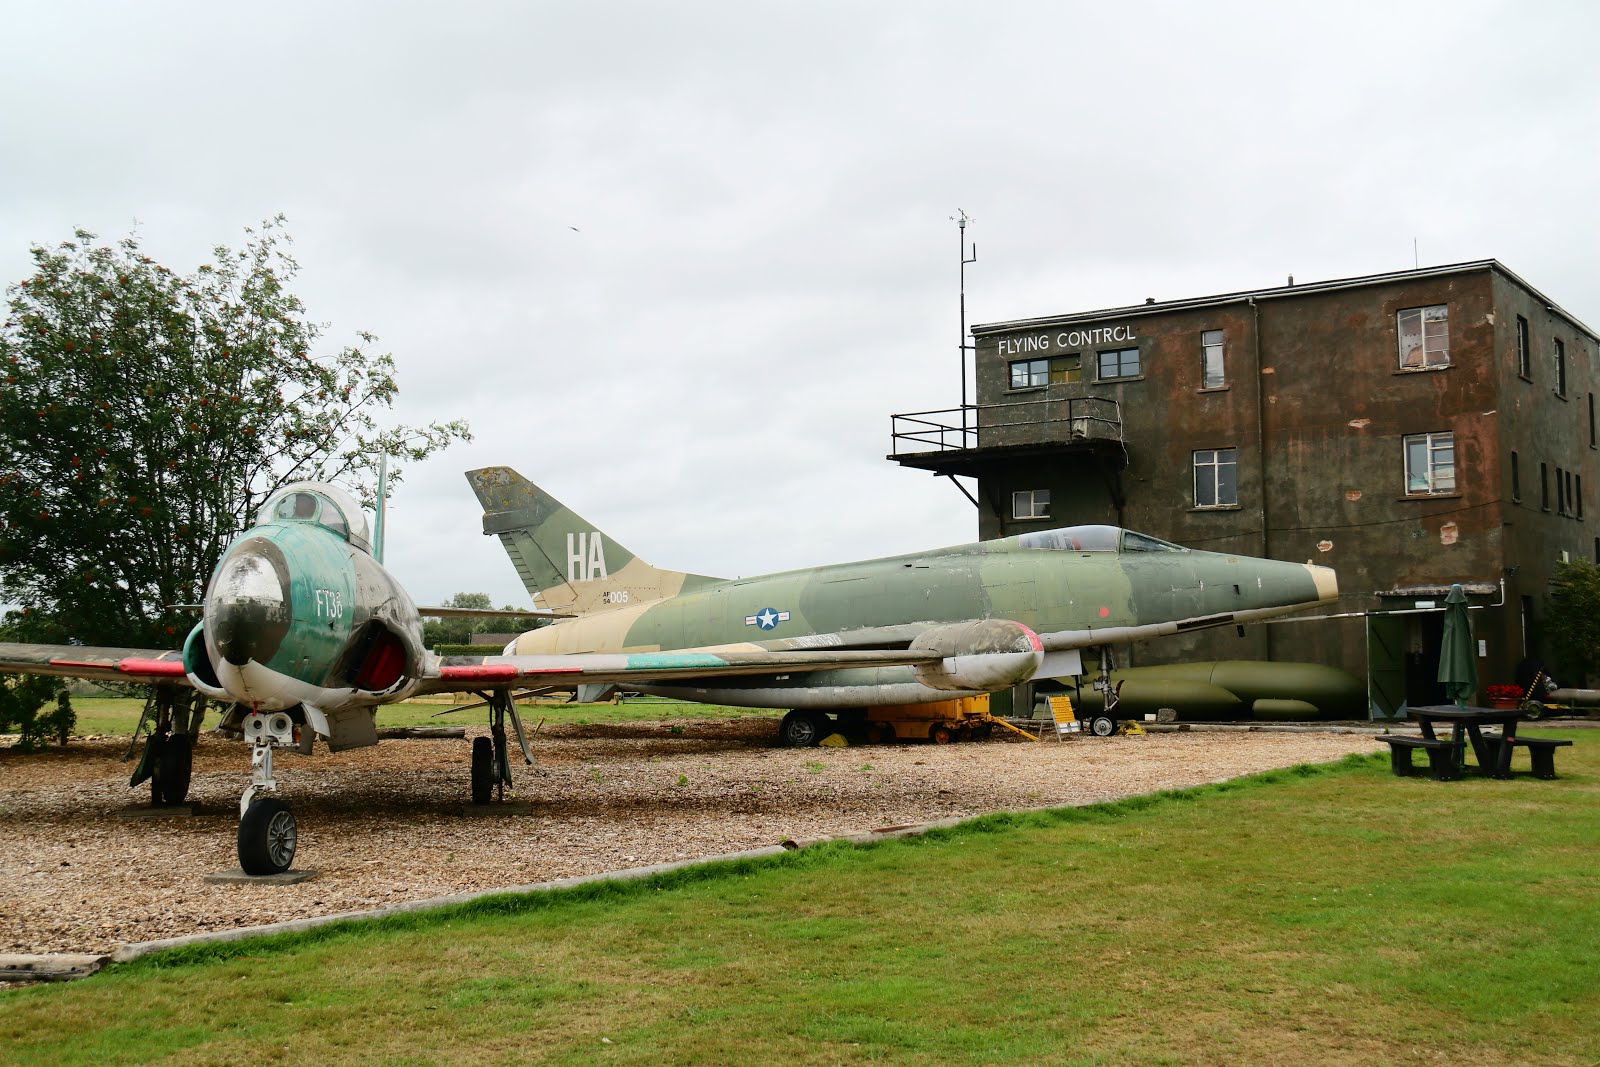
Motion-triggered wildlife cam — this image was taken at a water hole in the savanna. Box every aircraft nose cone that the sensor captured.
[208,540,292,666]
[1305,563,1339,602]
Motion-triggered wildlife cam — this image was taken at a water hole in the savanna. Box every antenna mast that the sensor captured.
[952,210,977,434]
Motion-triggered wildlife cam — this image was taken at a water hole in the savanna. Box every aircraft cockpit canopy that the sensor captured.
[1018,525,1188,554]
[261,482,373,554]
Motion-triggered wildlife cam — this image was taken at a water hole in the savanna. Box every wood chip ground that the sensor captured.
[0,720,1375,955]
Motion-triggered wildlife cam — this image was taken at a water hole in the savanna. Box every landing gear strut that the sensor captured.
[1089,647,1123,738]
[470,690,532,804]
[238,711,297,875]
[127,685,204,807]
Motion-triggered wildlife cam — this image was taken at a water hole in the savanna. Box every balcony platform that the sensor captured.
[888,397,1125,476]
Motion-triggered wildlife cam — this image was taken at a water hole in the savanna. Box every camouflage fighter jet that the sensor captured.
[468,467,1341,744]
[0,480,974,875]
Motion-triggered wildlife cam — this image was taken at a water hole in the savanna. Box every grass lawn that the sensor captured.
[3,735,1596,1065]
[61,695,778,737]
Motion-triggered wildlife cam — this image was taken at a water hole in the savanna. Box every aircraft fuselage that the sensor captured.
[506,526,1337,708]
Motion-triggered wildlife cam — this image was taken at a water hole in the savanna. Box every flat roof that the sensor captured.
[972,259,1597,342]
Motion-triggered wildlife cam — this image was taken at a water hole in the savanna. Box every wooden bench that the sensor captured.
[1376,735,1460,781]
[1480,735,1573,780]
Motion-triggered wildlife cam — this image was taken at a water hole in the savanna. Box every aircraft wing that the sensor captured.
[418,648,943,694]
[0,642,190,685]
[415,605,573,620]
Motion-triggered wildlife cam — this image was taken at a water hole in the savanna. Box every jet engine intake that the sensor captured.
[336,620,415,698]
[182,621,232,701]
[910,618,1045,692]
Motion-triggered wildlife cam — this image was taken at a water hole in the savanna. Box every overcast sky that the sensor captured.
[3,1,1597,609]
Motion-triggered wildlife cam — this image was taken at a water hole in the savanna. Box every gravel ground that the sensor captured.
[0,719,1375,955]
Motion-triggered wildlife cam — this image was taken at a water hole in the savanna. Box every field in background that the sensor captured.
[3,735,1595,1064]
[59,695,779,737]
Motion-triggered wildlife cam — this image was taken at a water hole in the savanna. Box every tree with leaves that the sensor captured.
[1547,558,1600,687]
[422,592,549,649]
[0,218,470,650]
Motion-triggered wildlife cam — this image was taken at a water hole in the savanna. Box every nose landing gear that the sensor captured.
[238,711,298,875]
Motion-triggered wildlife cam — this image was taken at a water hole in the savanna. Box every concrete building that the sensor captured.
[889,261,1598,712]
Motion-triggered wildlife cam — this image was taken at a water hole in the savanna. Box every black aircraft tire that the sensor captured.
[470,736,495,804]
[1090,716,1117,737]
[778,710,823,748]
[159,733,193,806]
[145,732,167,806]
[238,798,297,875]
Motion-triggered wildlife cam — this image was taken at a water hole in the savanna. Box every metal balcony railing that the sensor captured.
[890,395,1123,456]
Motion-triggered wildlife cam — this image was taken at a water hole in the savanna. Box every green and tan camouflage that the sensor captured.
[472,469,1340,709]
[467,466,720,615]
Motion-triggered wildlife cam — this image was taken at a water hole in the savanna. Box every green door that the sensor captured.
[1366,615,1408,721]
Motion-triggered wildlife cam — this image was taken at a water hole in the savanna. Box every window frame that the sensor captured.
[1192,447,1239,508]
[1096,346,1141,381]
[1396,304,1450,370]
[1554,338,1567,397]
[1008,354,1082,389]
[1011,489,1051,520]
[1200,329,1226,389]
[1511,450,1521,503]
[1008,357,1050,390]
[1516,315,1531,380]
[1402,431,1456,496]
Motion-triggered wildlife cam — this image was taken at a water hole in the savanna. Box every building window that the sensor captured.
[1541,462,1550,511]
[1511,451,1521,503]
[1557,467,1567,515]
[1193,448,1238,508]
[1009,358,1048,389]
[1008,354,1081,388]
[1554,338,1567,396]
[1397,305,1449,368]
[1097,347,1141,380]
[1590,394,1596,447]
[1403,432,1456,495]
[1578,475,1585,520]
[1516,316,1531,379]
[1200,329,1225,389]
[1012,489,1050,520]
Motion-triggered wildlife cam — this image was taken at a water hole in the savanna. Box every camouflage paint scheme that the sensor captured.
[469,468,1340,709]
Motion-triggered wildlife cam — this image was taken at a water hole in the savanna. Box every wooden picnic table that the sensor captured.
[1407,705,1572,779]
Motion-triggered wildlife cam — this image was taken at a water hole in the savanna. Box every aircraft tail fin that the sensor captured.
[466,467,723,616]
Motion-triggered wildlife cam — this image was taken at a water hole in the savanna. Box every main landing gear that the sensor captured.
[778,709,830,748]
[470,689,533,804]
[127,685,204,807]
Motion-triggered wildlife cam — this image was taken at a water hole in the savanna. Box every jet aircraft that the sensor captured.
[468,467,1340,744]
[0,469,1338,877]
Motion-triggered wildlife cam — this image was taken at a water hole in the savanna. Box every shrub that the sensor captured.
[0,676,73,749]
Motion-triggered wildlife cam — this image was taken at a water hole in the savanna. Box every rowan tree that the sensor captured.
[0,218,470,650]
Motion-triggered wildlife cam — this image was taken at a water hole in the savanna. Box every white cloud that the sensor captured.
[3,0,1597,611]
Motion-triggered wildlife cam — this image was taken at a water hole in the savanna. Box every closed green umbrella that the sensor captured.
[1437,583,1478,707]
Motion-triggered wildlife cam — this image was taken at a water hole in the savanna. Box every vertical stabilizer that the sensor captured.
[466,467,723,615]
